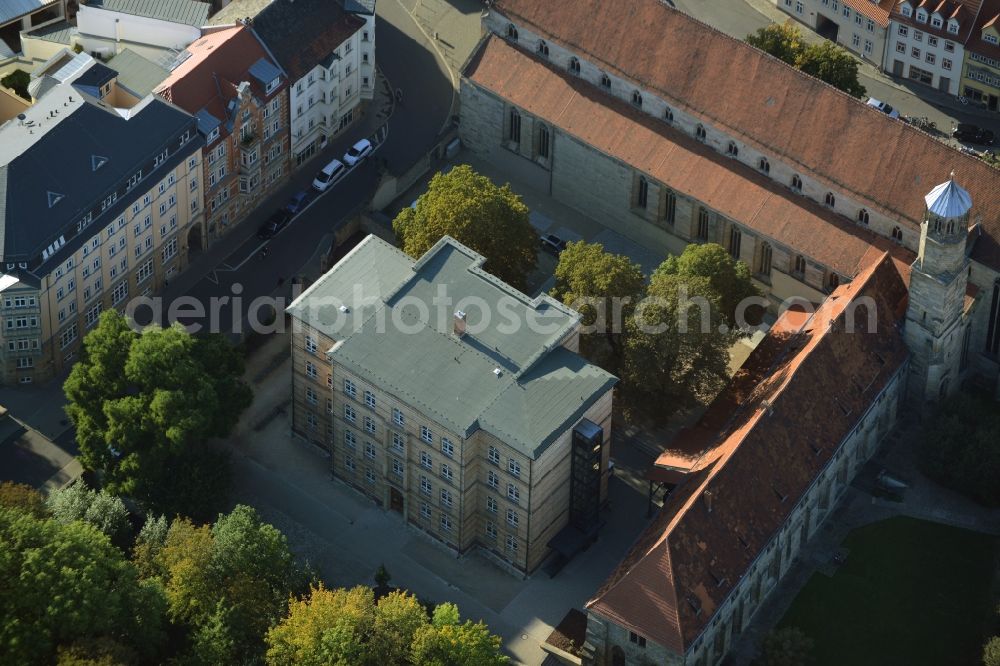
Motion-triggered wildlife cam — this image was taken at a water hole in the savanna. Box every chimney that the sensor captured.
[703,490,713,513]
[453,310,466,337]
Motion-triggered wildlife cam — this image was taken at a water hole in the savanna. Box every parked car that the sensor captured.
[285,190,312,215]
[865,97,900,119]
[952,123,995,145]
[312,158,347,192]
[343,138,373,166]
[257,209,292,239]
[540,233,567,255]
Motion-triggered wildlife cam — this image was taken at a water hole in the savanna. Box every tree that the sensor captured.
[0,507,166,663]
[797,41,866,98]
[984,635,1000,666]
[374,563,391,589]
[411,603,507,666]
[46,480,131,546]
[620,272,733,422]
[760,627,814,666]
[654,243,761,332]
[1,69,30,101]
[745,24,805,65]
[155,505,298,664]
[392,165,538,291]
[552,241,645,365]
[0,481,47,518]
[64,311,252,519]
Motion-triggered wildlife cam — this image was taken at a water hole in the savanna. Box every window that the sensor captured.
[926,53,936,65]
[506,23,518,40]
[441,437,455,458]
[758,242,773,276]
[931,16,942,28]
[629,632,647,648]
[392,408,405,427]
[508,108,521,143]
[344,378,357,397]
[857,209,869,225]
[421,426,433,443]
[507,483,520,503]
[488,445,500,465]
[421,451,433,469]
[345,430,357,450]
[136,259,153,285]
[728,226,742,260]
[867,18,875,32]
[537,124,550,159]
[892,226,904,242]
[726,141,738,157]
[392,458,404,477]
[928,36,938,47]
[364,416,376,434]
[364,390,376,409]
[537,39,549,57]
[663,106,674,123]
[508,459,521,478]
[569,57,580,74]
[758,157,770,174]
[365,467,376,484]
[943,58,952,70]
[441,463,453,482]
[896,41,906,54]
[505,535,518,553]
[487,496,498,513]
[506,509,519,528]
[488,470,499,488]
[912,47,921,59]
[944,40,955,52]
[345,404,357,423]
[111,279,128,306]
[636,176,649,209]
[420,476,432,496]
[663,189,676,225]
[59,324,78,349]
[420,503,432,520]
[697,207,710,241]
[600,73,611,88]
[440,514,452,532]
[392,432,405,452]
[440,488,453,508]
[824,192,836,207]
[695,124,706,141]
[306,387,318,405]
[793,255,807,276]
[631,90,642,107]
[365,442,376,460]
[791,175,802,192]
[486,522,497,539]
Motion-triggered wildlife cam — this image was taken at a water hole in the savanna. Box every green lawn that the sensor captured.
[779,517,998,666]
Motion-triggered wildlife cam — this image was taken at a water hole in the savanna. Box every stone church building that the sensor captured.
[457,0,1000,663]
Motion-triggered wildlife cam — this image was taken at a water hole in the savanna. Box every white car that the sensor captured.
[865,97,900,119]
[343,138,373,166]
[312,158,346,192]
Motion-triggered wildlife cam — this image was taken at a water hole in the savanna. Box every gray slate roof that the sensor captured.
[1,0,53,24]
[0,80,195,264]
[106,48,170,97]
[287,235,617,458]
[23,20,76,45]
[86,0,210,26]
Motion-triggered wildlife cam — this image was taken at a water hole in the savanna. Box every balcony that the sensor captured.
[240,132,259,149]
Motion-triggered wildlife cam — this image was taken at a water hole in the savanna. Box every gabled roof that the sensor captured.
[491,0,1000,271]
[248,0,366,81]
[106,49,170,98]
[84,0,211,27]
[286,235,616,457]
[890,0,984,41]
[965,0,1000,57]
[0,0,57,25]
[464,36,915,278]
[844,0,895,27]
[586,253,910,654]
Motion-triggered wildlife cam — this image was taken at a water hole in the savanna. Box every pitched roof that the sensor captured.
[84,0,210,27]
[586,252,910,653]
[491,0,1000,271]
[0,0,56,24]
[106,49,170,98]
[965,0,1000,58]
[890,0,984,41]
[844,0,895,27]
[464,36,915,278]
[247,0,366,81]
[286,235,617,457]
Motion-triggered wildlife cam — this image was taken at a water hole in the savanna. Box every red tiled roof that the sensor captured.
[491,0,1000,271]
[845,0,895,27]
[464,37,915,277]
[586,252,911,653]
[965,0,1000,58]
[890,0,984,42]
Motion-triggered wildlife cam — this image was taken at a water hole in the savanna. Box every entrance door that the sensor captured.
[892,59,904,77]
[390,487,404,513]
[938,76,951,93]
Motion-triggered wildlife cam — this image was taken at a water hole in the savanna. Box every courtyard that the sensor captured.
[778,516,999,666]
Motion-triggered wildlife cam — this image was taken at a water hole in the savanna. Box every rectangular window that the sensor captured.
[365,442,376,460]
[420,451,433,469]
[506,509,519,528]
[420,426,433,443]
[420,476,432,496]
[508,458,521,478]
[364,416,376,434]
[306,361,317,378]
[392,431,405,453]
[507,483,520,503]
[441,437,454,458]
[697,208,710,240]
[486,496,498,513]
[392,408,405,427]
[344,404,357,423]
[440,464,453,482]
[344,378,357,397]
[344,430,357,449]
[488,446,500,466]
[364,390,376,409]
[488,470,499,488]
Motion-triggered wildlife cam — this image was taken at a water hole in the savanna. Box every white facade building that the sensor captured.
[883,0,976,94]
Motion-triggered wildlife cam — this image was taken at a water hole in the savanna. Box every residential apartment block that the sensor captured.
[777,0,894,63]
[961,0,1000,111]
[287,235,617,574]
[0,54,203,385]
[883,0,980,94]
[156,26,290,247]
[211,0,376,166]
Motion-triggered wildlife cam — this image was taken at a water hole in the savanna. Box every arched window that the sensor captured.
[600,73,611,89]
[663,107,674,123]
[506,23,518,40]
[933,219,942,233]
[508,107,521,143]
[631,90,642,108]
[793,254,807,275]
[758,242,773,275]
[729,226,742,259]
[695,124,706,141]
[537,40,549,57]
[727,141,738,157]
[537,123,550,159]
[857,208,870,225]
[791,175,803,192]
[758,157,770,174]
[569,57,580,75]
[824,192,836,207]
[892,226,903,242]
[662,189,676,225]
[636,175,649,209]
[947,220,956,234]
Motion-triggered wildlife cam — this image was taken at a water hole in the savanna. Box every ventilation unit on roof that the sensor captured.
[492,367,502,378]
[339,304,350,313]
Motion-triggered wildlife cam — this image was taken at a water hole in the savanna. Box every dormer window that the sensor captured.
[892,226,904,242]
[931,15,942,29]
[663,106,674,123]
[600,73,611,89]
[916,9,927,23]
[569,57,580,75]
[207,127,220,143]
[901,5,912,17]
[695,124,706,141]
[726,141,738,157]
[824,192,836,207]
[758,157,770,174]
[537,39,549,57]
[791,174,802,192]
[265,76,280,94]
[948,19,959,34]
[631,90,642,108]
[986,33,1000,46]
[506,23,518,40]
[857,208,869,225]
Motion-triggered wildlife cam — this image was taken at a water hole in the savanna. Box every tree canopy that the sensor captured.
[760,627,815,666]
[745,25,866,98]
[0,482,47,518]
[46,480,131,546]
[64,311,251,519]
[392,165,538,291]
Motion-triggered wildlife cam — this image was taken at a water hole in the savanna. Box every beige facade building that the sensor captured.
[287,235,617,574]
[0,59,202,384]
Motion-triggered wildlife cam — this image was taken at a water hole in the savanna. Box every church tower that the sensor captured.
[904,173,972,405]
